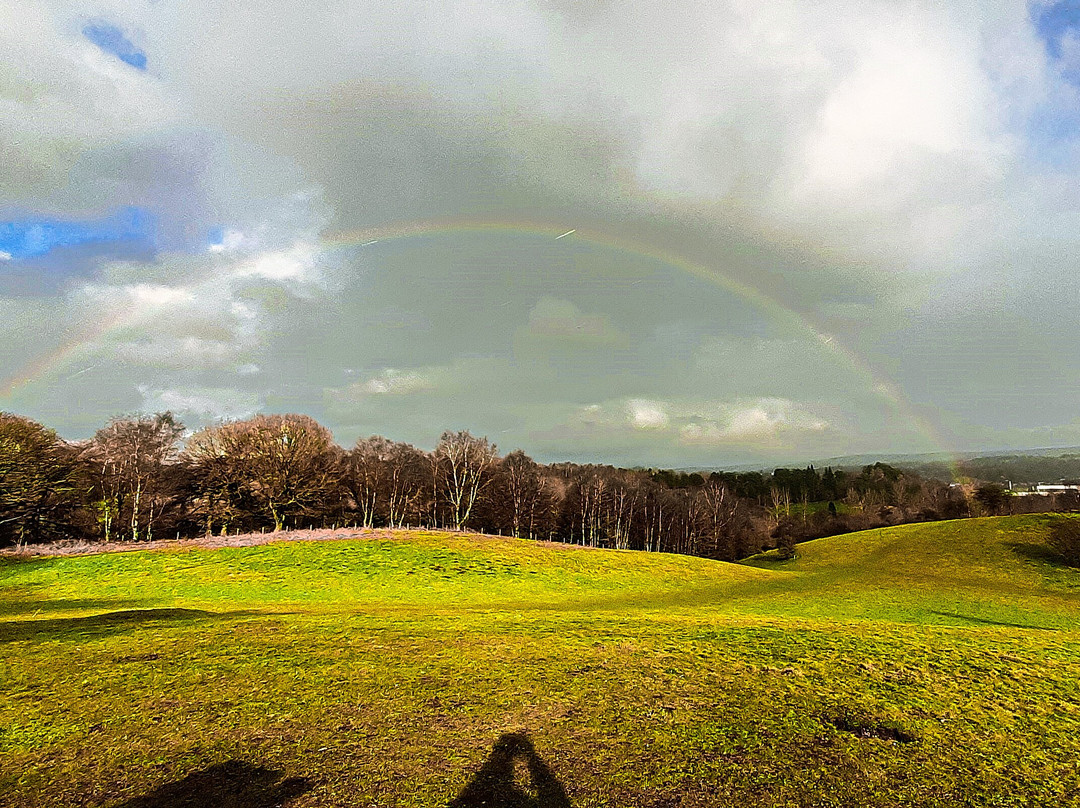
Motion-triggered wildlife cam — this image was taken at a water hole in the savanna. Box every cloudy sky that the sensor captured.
[3,0,1080,466]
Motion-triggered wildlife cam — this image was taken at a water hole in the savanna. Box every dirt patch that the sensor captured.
[0,527,597,560]
[0,527,414,559]
[824,708,918,743]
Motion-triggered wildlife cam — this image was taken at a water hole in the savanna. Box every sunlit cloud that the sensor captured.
[564,396,831,448]
[627,399,670,430]
[137,384,261,423]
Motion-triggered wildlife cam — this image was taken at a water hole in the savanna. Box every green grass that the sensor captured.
[772,499,853,519]
[2,516,1080,806]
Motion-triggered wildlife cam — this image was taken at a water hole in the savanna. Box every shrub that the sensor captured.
[775,532,797,560]
[1047,518,1080,567]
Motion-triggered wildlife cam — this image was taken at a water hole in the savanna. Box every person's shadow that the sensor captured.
[114,760,311,808]
[449,732,571,808]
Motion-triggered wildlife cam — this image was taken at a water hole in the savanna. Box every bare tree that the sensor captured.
[386,442,429,528]
[344,436,392,528]
[435,430,498,530]
[677,488,704,555]
[769,485,791,528]
[84,412,184,542]
[640,481,669,553]
[606,473,638,550]
[499,450,549,539]
[701,479,738,558]
[342,436,428,528]
[185,414,336,532]
[578,473,606,547]
[183,427,250,536]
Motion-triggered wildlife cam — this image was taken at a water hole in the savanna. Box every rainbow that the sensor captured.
[0,307,131,400]
[325,217,957,470]
[1,215,958,475]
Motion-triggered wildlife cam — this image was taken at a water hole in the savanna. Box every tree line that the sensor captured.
[1,411,1069,556]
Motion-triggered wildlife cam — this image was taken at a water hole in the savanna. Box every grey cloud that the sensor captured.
[5,0,1080,465]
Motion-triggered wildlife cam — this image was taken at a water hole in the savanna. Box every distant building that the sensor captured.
[1013,484,1080,496]
[1034,484,1080,494]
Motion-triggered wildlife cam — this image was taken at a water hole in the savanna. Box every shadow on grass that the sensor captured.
[0,597,151,618]
[0,607,263,644]
[742,553,797,567]
[450,732,571,808]
[1007,541,1073,568]
[115,760,311,808]
[929,610,1056,631]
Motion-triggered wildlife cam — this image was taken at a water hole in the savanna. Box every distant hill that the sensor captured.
[680,446,1080,483]
[900,451,1080,485]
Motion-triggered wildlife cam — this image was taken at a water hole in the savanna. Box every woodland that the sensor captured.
[1,411,1070,556]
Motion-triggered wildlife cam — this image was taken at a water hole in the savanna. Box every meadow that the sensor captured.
[2,515,1080,807]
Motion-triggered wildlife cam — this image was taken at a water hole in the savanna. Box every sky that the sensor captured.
[3,0,1080,467]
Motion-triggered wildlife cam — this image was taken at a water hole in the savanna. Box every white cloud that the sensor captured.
[116,337,247,369]
[568,395,829,446]
[798,14,999,192]
[208,229,246,253]
[627,399,670,429]
[362,369,434,396]
[679,398,829,444]
[49,186,336,376]
[126,283,194,309]
[335,368,436,399]
[234,243,322,286]
[137,384,260,423]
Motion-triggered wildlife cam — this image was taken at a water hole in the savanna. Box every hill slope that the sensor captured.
[2,517,1080,808]
[0,529,775,618]
[739,514,1080,627]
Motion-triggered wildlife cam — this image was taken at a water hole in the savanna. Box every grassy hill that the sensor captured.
[2,516,1080,806]
[739,515,1080,628]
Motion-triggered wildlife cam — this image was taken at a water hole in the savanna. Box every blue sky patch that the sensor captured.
[1025,1,1080,163]
[1034,1,1080,60]
[207,226,226,247]
[0,207,156,261]
[83,21,147,70]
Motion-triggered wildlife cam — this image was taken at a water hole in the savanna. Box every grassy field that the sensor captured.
[2,515,1080,807]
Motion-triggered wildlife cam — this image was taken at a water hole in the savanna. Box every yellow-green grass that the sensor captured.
[2,516,1080,807]
[739,515,1080,629]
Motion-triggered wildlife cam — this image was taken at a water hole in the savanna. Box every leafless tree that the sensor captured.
[577,473,606,547]
[344,436,392,528]
[185,414,337,532]
[342,436,428,528]
[183,427,251,536]
[435,430,498,530]
[499,450,551,539]
[84,412,184,542]
[640,481,669,553]
[679,488,705,555]
[386,442,429,528]
[701,479,738,558]
[769,485,791,528]
[605,473,638,550]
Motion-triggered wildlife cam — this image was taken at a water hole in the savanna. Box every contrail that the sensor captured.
[554,229,576,240]
[65,364,100,379]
